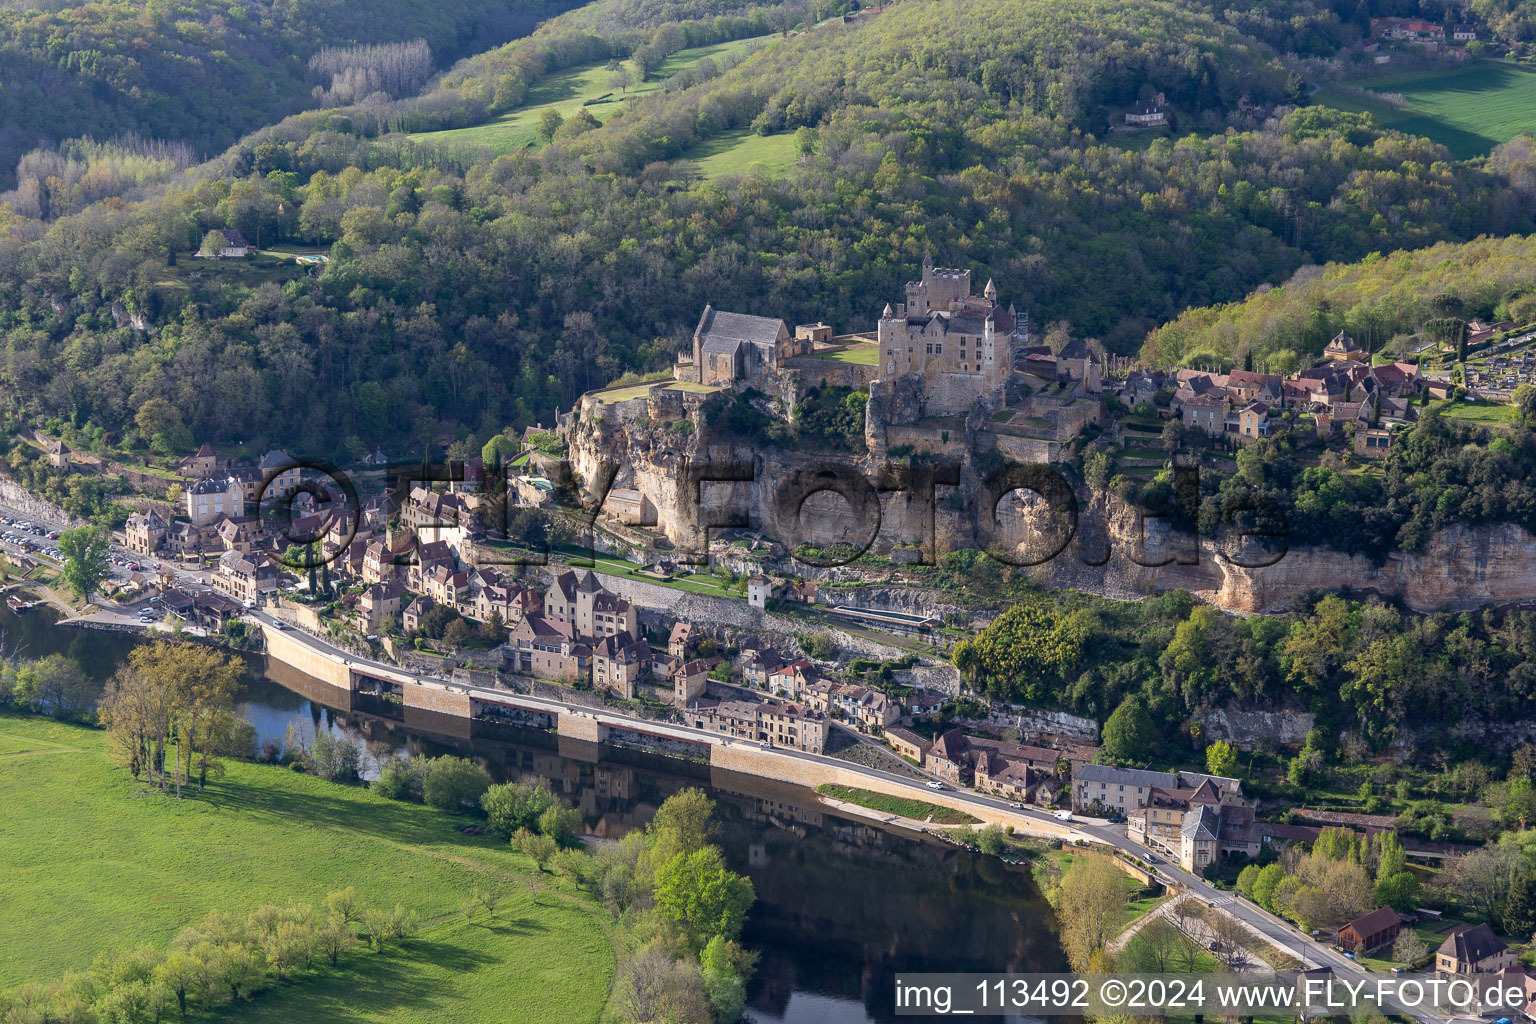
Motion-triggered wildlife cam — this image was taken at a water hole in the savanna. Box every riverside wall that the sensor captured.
[259,622,1099,838]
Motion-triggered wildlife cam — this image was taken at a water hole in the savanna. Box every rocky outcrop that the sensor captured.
[567,397,1536,616]
[1025,493,1536,614]
[1201,708,1315,745]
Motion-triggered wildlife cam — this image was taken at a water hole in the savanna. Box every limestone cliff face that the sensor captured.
[567,399,1536,615]
[1027,493,1536,614]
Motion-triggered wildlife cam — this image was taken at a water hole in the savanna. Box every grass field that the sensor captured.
[815,784,981,825]
[801,341,879,364]
[1313,60,1536,158]
[409,37,770,153]
[682,128,799,179]
[591,382,658,404]
[0,713,616,1020]
[1439,397,1515,425]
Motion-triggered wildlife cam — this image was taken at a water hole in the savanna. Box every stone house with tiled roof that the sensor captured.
[1437,924,1515,975]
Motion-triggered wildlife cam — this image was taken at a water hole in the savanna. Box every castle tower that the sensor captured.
[984,278,997,302]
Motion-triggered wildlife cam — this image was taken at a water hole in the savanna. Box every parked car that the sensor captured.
[1009,802,1024,809]
[926,781,944,791]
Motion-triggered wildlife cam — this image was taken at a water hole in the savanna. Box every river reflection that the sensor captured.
[9,606,1067,1024]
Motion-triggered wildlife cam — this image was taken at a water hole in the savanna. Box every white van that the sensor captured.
[1054,810,1073,822]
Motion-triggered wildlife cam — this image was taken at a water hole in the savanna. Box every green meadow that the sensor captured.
[0,713,615,1022]
[1314,60,1536,159]
[682,128,800,180]
[409,37,770,153]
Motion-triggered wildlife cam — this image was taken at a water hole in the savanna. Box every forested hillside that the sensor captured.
[1141,225,1536,369]
[3,0,1536,461]
[0,0,570,191]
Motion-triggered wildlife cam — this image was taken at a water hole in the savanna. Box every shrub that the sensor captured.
[422,756,493,813]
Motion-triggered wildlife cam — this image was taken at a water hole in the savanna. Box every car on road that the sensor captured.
[1009,802,1024,809]
[1054,810,1072,821]
[1142,851,1158,864]
[1107,813,1126,824]
[926,781,944,790]
[270,620,287,630]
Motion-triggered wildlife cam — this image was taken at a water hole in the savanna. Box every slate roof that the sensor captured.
[1075,764,1178,789]
[1438,923,1507,965]
[695,305,786,353]
[1181,803,1220,841]
[190,475,237,495]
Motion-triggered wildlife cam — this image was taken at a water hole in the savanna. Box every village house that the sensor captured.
[187,475,244,526]
[802,682,898,733]
[592,633,652,700]
[124,510,167,555]
[178,443,223,479]
[973,750,1058,805]
[545,570,639,642]
[215,549,278,604]
[362,537,402,584]
[1225,369,1284,405]
[603,488,651,526]
[401,595,434,633]
[204,228,252,258]
[926,729,973,784]
[1124,97,1166,128]
[767,659,818,698]
[214,515,261,554]
[673,659,710,706]
[689,698,827,754]
[355,580,405,634]
[743,649,784,689]
[1337,907,1404,956]
[1355,426,1396,458]
[1437,924,1516,975]
[508,615,589,684]
[885,726,932,763]
[1072,764,1244,813]
[1324,331,1365,362]
[257,449,303,500]
[669,621,696,662]
[1131,781,1224,845]
[507,570,645,698]
[1371,17,1445,39]
[1453,23,1477,40]
[1236,400,1271,441]
[422,564,470,610]
[1175,386,1230,437]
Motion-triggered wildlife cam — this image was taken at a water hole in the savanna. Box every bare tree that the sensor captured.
[309,40,433,106]
[1208,912,1251,966]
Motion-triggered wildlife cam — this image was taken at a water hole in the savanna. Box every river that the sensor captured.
[14,606,1067,1023]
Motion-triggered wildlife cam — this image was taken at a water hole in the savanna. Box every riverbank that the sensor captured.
[257,617,1095,844]
[0,712,617,1020]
